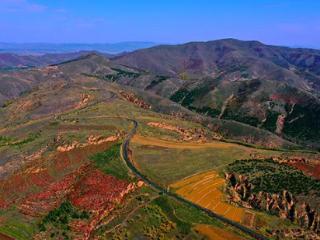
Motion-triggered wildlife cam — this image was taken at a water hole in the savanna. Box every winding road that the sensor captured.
[121,119,269,240]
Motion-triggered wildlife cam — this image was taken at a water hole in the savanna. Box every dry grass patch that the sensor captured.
[132,135,240,149]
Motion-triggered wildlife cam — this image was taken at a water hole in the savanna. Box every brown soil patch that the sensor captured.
[195,224,246,240]
[74,94,92,109]
[12,98,41,115]
[0,198,8,209]
[288,162,320,180]
[0,233,15,240]
[242,211,256,227]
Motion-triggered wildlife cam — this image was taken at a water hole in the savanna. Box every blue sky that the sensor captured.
[1,0,320,48]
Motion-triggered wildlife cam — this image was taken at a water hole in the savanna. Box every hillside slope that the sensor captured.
[112,39,320,148]
[0,53,298,150]
[113,39,320,92]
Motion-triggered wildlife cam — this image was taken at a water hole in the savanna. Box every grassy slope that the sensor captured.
[97,187,250,240]
[131,139,318,187]
[90,143,130,180]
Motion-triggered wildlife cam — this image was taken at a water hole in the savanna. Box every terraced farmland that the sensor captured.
[169,170,299,237]
[170,171,254,225]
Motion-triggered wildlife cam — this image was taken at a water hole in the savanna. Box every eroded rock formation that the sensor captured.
[225,173,320,238]
[57,133,120,152]
[119,91,151,109]
[147,122,209,142]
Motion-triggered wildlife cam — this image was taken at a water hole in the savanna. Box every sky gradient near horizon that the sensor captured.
[1,0,320,48]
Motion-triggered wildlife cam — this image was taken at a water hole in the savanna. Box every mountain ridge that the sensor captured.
[110,39,320,148]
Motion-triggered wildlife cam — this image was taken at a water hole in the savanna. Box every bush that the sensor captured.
[38,201,90,238]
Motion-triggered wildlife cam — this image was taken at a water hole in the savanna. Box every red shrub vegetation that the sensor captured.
[68,168,136,239]
[69,169,132,210]
[18,167,84,216]
[0,198,8,209]
[288,162,320,180]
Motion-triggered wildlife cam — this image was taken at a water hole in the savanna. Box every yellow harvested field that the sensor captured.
[195,224,246,240]
[170,171,254,225]
[132,135,241,149]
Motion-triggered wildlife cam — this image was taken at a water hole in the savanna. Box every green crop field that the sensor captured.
[131,141,282,186]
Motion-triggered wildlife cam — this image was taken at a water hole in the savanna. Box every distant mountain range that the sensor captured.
[0,42,157,55]
[0,51,114,69]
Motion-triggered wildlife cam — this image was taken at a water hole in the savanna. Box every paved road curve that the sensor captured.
[121,119,269,240]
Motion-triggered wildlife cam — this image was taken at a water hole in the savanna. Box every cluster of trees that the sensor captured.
[38,201,89,238]
[226,159,320,195]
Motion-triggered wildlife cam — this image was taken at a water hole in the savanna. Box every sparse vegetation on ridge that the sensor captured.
[0,132,40,147]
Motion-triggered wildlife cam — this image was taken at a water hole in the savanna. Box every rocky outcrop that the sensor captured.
[225,173,253,209]
[57,134,120,152]
[119,91,151,109]
[272,156,308,164]
[75,94,91,109]
[272,228,320,240]
[225,173,320,238]
[147,122,211,142]
[218,94,235,119]
[87,135,118,145]
[275,114,286,135]
[57,141,80,152]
